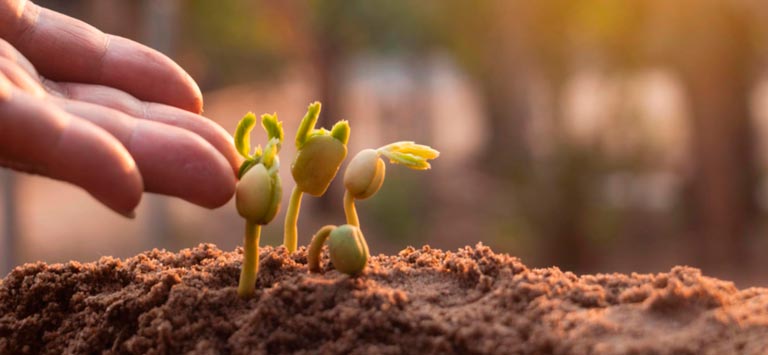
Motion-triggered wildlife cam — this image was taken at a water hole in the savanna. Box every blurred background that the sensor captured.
[3,0,768,286]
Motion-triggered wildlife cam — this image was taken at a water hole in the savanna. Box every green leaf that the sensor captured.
[381,151,431,170]
[378,141,440,170]
[296,102,321,149]
[261,113,284,149]
[261,138,280,169]
[234,112,257,158]
[381,141,439,159]
[330,120,351,144]
[252,145,263,160]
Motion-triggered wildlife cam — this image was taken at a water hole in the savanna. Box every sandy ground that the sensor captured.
[1,243,768,354]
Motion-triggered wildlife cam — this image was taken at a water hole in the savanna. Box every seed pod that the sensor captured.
[291,135,347,196]
[344,149,386,200]
[328,224,369,275]
[236,164,282,225]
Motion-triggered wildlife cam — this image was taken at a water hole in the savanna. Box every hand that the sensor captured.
[0,0,240,217]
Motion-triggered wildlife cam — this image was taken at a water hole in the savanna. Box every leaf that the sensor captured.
[381,151,432,170]
[234,112,257,158]
[296,101,321,149]
[382,141,440,160]
[261,113,284,149]
[378,141,440,170]
[261,138,280,169]
[330,120,351,144]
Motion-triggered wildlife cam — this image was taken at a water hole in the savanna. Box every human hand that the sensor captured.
[0,0,240,217]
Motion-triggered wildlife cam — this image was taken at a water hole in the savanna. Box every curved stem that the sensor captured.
[238,221,261,298]
[343,190,360,227]
[307,225,337,273]
[283,185,303,252]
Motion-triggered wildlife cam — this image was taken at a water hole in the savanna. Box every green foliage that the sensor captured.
[261,113,284,147]
[378,142,440,170]
[234,112,257,159]
[330,120,351,145]
[296,102,321,149]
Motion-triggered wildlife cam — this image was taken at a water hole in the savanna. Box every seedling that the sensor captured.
[234,112,284,298]
[284,102,350,252]
[307,224,369,275]
[343,142,439,227]
[307,141,439,275]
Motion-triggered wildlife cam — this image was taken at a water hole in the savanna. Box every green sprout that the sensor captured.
[306,141,439,276]
[307,224,369,275]
[284,102,350,252]
[234,112,284,298]
[343,142,439,227]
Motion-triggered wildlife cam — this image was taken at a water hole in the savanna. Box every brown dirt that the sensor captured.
[1,243,767,354]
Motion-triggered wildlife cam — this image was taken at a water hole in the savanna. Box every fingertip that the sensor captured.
[130,123,236,209]
[187,135,237,208]
[49,117,144,216]
[188,79,204,114]
[187,136,236,208]
[207,119,241,175]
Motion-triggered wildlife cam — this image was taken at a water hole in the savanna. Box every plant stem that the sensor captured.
[307,225,337,272]
[343,190,360,227]
[238,221,261,299]
[284,185,303,252]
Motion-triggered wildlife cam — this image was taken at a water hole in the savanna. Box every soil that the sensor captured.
[1,243,767,355]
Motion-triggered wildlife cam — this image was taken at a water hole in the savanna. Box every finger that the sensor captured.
[0,79,143,216]
[0,0,203,113]
[0,56,44,96]
[52,82,241,175]
[52,97,236,208]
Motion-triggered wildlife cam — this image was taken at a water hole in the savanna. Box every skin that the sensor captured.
[0,0,240,216]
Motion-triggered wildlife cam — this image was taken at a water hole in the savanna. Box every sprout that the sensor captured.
[234,112,284,298]
[307,224,369,275]
[343,141,439,227]
[284,102,350,253]
[306,141,438,276]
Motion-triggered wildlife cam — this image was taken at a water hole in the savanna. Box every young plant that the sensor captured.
[284,102,350,252]
[343,141,439,227]
[234,112,284,298]
[307,224,369,275]
[307,141,439,276]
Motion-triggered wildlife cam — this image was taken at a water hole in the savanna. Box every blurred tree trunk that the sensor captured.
[479,74,533,176]
[672,2,758,268]
[475,1,535,176]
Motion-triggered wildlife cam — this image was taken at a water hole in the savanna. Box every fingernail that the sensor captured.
[119,210,136,219]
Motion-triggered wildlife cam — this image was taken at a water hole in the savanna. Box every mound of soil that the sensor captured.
[1,243,767,354]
